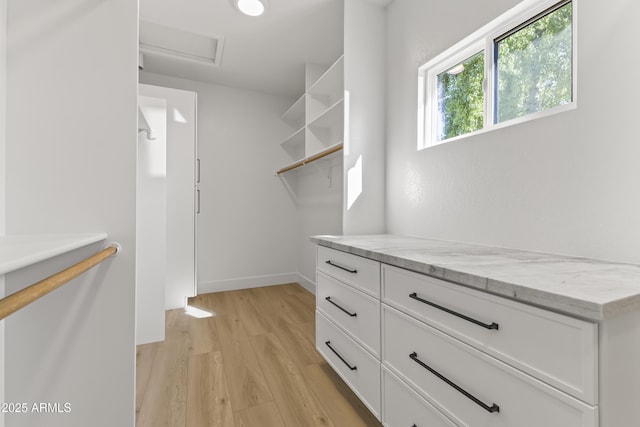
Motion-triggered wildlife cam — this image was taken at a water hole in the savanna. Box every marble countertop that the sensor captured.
[311,234,640,321]
[0,233,108,275]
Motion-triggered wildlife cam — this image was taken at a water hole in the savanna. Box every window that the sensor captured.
[495,1,573,123]
[437,50,485,141]
[419,0,575,148]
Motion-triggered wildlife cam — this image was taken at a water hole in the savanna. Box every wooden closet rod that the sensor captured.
[276,143,343,175]
[0,243,120,321]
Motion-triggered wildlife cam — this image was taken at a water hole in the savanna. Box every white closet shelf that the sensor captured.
[0,233,108,275]
[307,98,344,128]
[276,55,344,178]
[307,55,344,98]
[280,126,305,148]
[281,94,306,126]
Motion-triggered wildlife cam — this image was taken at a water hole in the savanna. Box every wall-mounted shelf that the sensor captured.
[307,98,344,129]
[280,126,306,160]
[276,55,344,176]
[0,234,108,275]
[276,143,343,175]
[281,94,306,129]
[307,56,343,100]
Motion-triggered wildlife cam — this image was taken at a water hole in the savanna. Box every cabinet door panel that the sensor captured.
[317,246,380,297]
[383,367,456,427]
[316,310,381,419]
[383,305,597,427]
[316,271,380,357]
[383,264,597,404]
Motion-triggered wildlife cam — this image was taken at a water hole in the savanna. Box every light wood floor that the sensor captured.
[136,283,382,427]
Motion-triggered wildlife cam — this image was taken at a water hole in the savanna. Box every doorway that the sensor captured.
[137,84,198,345]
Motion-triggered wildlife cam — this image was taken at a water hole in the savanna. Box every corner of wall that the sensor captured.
[3,0,137,424]
[0,0,7,423]
[296,272,316,295]
[343,0,387,235]
[1,0,6,231]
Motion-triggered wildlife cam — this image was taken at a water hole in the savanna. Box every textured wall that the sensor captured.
[386,0,640,264]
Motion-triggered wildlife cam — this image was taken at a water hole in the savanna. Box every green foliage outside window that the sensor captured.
[437,51,485,141]
[496,2,572,123]
[432,1,572,143]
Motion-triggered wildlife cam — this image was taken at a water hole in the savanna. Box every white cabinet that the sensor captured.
[383,305,597,427]
[383,368,457,427]
[316,272,380,357]
[382,264,598,403]
[316,310,381,418]
[277,56,344,174]
[317,245,381,297]
[315,246,381,419]
[315,244,602,426]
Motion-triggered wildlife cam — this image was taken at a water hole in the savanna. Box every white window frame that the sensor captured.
[424,41,486,145]
[418,0,577,149]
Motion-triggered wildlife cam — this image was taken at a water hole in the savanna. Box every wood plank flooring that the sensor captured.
[136,283,382,427]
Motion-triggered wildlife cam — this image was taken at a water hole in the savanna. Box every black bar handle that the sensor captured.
[409,292,499,330]
[325,296,357,317]
[410,352,500,414]
[325,260,358,274]
[325,341,357,371]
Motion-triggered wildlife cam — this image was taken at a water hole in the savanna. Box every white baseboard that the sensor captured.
[295,272,316,294]
[198,272,315,294]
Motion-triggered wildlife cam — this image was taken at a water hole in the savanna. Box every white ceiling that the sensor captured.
[139,0,345,99]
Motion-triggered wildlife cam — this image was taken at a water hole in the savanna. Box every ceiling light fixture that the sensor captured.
[237,0,265,16]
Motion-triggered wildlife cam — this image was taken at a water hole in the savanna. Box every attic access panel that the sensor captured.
[139,20,225,66]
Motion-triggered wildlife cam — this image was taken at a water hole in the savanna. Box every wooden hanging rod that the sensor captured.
[0,243,120,321]
[276,143,343,175]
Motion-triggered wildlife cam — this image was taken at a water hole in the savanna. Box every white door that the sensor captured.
[136,95,168,344]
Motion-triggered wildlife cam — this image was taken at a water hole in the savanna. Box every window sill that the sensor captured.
[419,101,576,150]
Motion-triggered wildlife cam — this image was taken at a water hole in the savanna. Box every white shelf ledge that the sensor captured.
[281,94,306,127]
[307,55,344,98]
[0,233,108,275]
[307,98,344,128]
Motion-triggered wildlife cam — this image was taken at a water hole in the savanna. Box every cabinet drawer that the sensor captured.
[383,306,597,427]
[317,246,380,297]
[383,367,456,427]
[316,310,381,419]
[316,271,381,357]
[382,264,597,404]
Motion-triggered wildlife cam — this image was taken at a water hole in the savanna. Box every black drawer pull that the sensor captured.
[326,260,358,274]
[325,341,357,371]
[325,296,357,317]
[410,352,500,414]
[409,292,499,330]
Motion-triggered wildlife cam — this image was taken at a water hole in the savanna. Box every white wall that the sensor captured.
[136,95,167,345]
[294,159,343,289]
[0,0,6,425]
[4,0,137,425]
[386,0,640,264]
[343,0,386,234]
[139,72,301,293]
